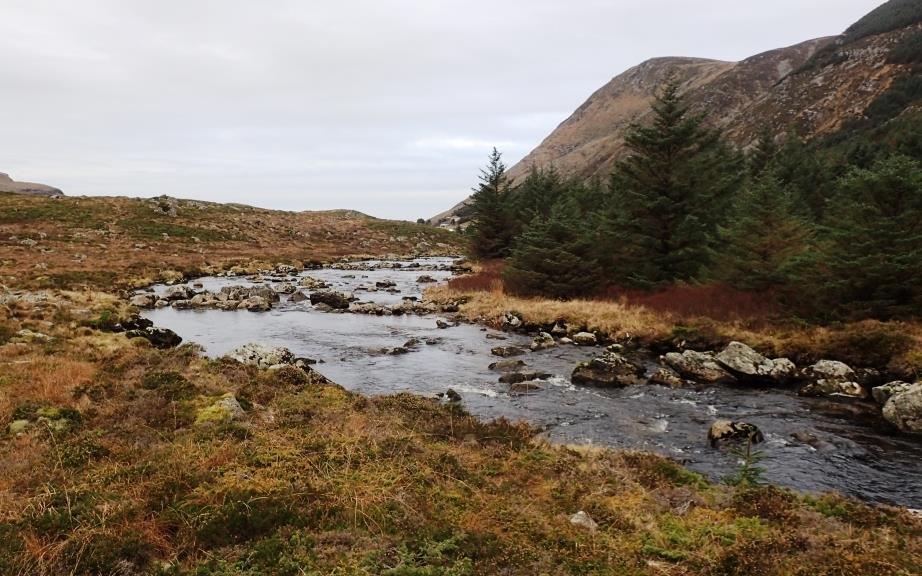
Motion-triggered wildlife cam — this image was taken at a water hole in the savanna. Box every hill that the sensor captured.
[433,1,922,226]
[0,172,63,197]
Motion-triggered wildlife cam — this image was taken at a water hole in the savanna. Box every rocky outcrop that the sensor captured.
[882,383,922,434]
[125,327,182,349]
[227,343,295,369]
[0,172,63,196]
[571,352,644,388]
[662,350,736,385]
[715,342,796,382]
[799,360,865,398]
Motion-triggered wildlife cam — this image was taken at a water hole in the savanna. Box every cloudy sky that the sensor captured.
[0,0,884,220]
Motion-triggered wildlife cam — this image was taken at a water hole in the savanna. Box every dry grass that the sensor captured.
[0,294,918,575]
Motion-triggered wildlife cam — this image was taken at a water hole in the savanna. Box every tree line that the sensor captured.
[466,80,922,320]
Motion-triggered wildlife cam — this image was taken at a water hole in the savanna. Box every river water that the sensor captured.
[143,258,922,508]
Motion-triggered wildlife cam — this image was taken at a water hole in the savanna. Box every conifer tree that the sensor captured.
[468,148,515,259]
[717,175,814,291]
[821,155,922,319]
[504,198,602,299]
[509,166,565,233]
[605,79,744,287]
[748,129,778,178]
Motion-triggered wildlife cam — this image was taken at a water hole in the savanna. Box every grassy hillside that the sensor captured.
[844,0,922,42]
[0,194,462,290]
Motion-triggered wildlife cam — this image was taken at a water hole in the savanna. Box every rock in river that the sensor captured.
[882,383,922,434]
[499,370,551,384]
[872,381,913,406]
[309,290,352,310]
[491,346,526,358]
[800,360,865,398]
[662,350,736,385]
[530,332,557,351]
[571,352,644,388]
[715,341,796,382]
[572,332,598,346]
[228,343,295,369]
[489,359,527,372]
[708,420,764,447]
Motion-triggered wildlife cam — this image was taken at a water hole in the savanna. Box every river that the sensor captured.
[142,257,922,508]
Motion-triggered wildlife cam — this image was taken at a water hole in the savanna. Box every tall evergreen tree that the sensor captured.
[509,166,565,233]
[468,148,515,259]
[769,136,834,220]
[716,175,814,292]
[748,129,778,178]
[604,79,745,287]
[821,155,922,319]
[504,198,602,299]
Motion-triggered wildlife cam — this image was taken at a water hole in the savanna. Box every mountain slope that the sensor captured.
[433,1,922,227]
[0,172,63,196]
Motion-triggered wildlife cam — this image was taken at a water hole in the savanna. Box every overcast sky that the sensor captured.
[0,0,884,220]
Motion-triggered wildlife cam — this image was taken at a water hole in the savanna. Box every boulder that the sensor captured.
[509,381,543,394]
[163,285,195,301]
[872,381,914,406]
[436,319,451,329]
[530,332,557,351]
[569,511,598,532]
[228,343,295,368]
[309,290,352,310]
[882,383,922,433]
[125,327,182,349]
[195,394,245,426]
[572,332,598,346]
[417,275,437,283]
[239,296,271,312]
[648,367,686,388]
[662,350,736,385]
[498,370,552,384]
[298,276,328,289]
[273,282,297,295]
[571,352,644,388]
[489,359,527,372]
[708,420,764,447]
[800,360,865,398]
[715,342,796,382]
[275,264,299,275]
[130,293,157,308]
[502,312,523,331]
[491,346,526,358]
[376,280,397,288]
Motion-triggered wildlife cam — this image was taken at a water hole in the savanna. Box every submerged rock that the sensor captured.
[288,290,308,303]
[663,350,736,385]
[498,370,551,384]
[708,420,764,447]
[882,383,922,433]
[489,359,527,372]
[571,352,644,388]
[491,346,526,358]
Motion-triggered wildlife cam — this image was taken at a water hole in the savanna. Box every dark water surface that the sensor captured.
[144,258,922,508]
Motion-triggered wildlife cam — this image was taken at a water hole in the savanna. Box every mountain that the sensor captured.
[433,0,922,227]
[0,172,63,196]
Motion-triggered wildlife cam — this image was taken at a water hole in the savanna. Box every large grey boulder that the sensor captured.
[227,343,295,369]
[872,381,913,406]
[799,360,865,398]
[715,342,796,382]
[163,285,195,301]
[662,350,736,385]
[571,352,644,388]
[882,383,922,434]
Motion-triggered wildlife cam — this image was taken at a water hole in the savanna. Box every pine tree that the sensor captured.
[504,198,602,299]
[748,129,778,178]
[468,148,515,259]
[509,166,565,233]
[605,79,745,287]
[821,155,922,319]
[717,175,814,292]
[769,137,834,220]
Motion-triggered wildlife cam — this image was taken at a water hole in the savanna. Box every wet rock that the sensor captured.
[190,293,218,307]
[309,290,352,310]
[491,346,526,358]
[715,342,796,382]
[489,359,527,372]
[559,337,574,345]
[125,327,182,349]
[375,280,397,288]
[790,431,837,452]
[417,275,437,283]
[509,381,543,394]
[648,367,687,388]
[502,312,523,331]
[313,302,334,313]
[445,389,462,402]
[171,299,194,310]
[571,352,644,388]
[530,332,557,351]
[572,332,598,346]
[288,290,308,303]
[117,316,153,332]
[486,333,507,340]
[239,296,271,312]
[882,383,922,433]
[662,350,736,385]
[163,285,195,301]
[228,343,295,368]
[130,293,157,308]
[498,370,552,384]
[872,381,913,406]
[298,276,328,289]
[273,282,297,295]
[275,264,298,275]
[154,299,169,308]
[569,511,598,532]
[195,394,245,426]
[800,360,865,398]
[436,319,451,329]
[708,420,764,447]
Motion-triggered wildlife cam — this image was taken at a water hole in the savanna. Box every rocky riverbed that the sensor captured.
[135,257,922,508]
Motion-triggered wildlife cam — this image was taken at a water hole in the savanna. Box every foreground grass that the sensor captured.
[0,292,920,575]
